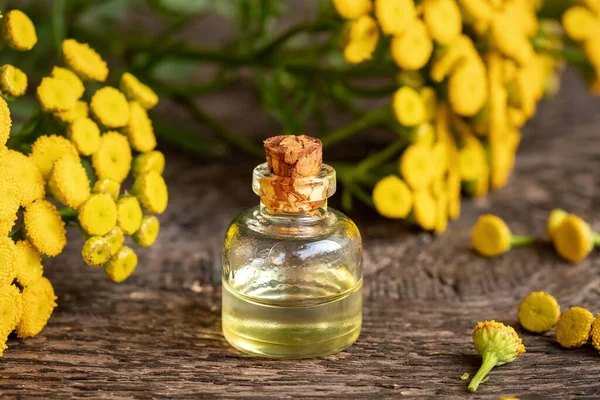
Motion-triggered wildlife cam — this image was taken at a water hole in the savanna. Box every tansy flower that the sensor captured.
[333,0,372,19]
[36,77,78,112]
[133,216,160,248]
[0,169,20,221]
[391,20,433,70]
[448,195,461,220]
[372,175,413,219]
[412,191,437,230]
[127,101,157,152]
[48,157,91,209]
[2,10,37,51]
[68,117,101,156]
[51,66,85,100]
[116,196,143,235]
[518,292,561,334]
[90,87,130,128]
[78,193,118,236]
[0,96,12,147]
[434,193,448,235]
[0,285,22,356]
[399,144,434,190]
[555,306,594,348]
[471,215,536,257]
[104,226,125,255]
[459,140,486,182]
[375,0,417,35]
[491,9,534,65]
[131,171,169,214]
[458,0,493,24]
[420,87,437,122]
[81,236,112,266]
[563,6,597,42]
[411,123,435,146]
[591,314,600,352]
[132,151,166,177]
[546,208,567,240]
[0,215,17,236]
[423,0,462,45]
[552,214,596,263]
[430,35,476,83]
[14,240,43,287]
[0,150,44,206]
[344,15,380,64]
[29,134,79,179]
[431,142,449,179]
[92,178,120,201]
[392,86,426,127]
[120,72,159,109]
[53,100,88,124]
[0,235,16,287]
[0,64,27,97]
[490,140,516,190]
[449,61,488,117]
[104,246,138,283]
[92,131,132,183]
[62,39,108,82]
[23,200,67,257]
[16,276,57,339]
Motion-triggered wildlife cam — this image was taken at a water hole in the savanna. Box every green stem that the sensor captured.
[593,233,600,247]
[511,235,537,247]
[349,183,375,208]
[59,207,79,224]
[468,353,498,393]
[254,21,335,59]
[354,138,406,177]
[321,106,390,149]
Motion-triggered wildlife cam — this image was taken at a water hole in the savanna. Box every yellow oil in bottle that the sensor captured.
[222,265,362,359]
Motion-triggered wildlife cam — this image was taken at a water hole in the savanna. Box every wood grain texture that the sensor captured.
[2,71,600,399]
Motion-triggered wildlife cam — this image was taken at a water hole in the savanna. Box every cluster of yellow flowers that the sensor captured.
[0,10,166,356]
[332,0,568,233]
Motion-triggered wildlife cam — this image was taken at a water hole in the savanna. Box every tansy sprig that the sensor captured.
[471,214,536,257]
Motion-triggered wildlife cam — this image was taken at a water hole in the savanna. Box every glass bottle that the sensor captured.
[222,135,363,359]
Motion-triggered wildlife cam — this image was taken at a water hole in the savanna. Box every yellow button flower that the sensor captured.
[120,72,159,109]
[0,150,44,206]
[78,193,118,236]
[62,39,108,82]
[399,144,434,190]
[434,193,448,235]
[459,140,486,182]
[518,292,561,334]
[431,141,449,179]
[411,123,435,147]
[562,6,596,42]
[471,214,535,257]
[333,0,372,19]
[391,20,433,70]
[81,236,112,267]
[546,208,567,240]
[490,140,516,190]
[16,276,57,339]
[29,134,79,179]
[132,171,169,214]
[104,226,125,255]
[0,169,20,221]
[92,131,132,183]
[0,96,12,147]
[552,214,595,263]
[375,0,417,35]
[104,246,138,283]
[0,64,27,97]
[555,306,594,348]
[92,178,121,201]
[116,196,143,235]
[48,157,91,209]
[53,100,88,124]
[90,87,130,128]
[0,285,22,355]
[372,175,413,219]
[23,199,67,257]
[344,15,380,64]
[449,61,488,117]
[423,0,462,45]
[430,35,476,83]
[458,0,493,23]
[0,235,16,287]
[591,314,600,352]
[37,77,78,112]
[127,101,157,152]
[51,66,85,100]
[491,9,534,65]
[133,216,160,248]
[68,117,101,156]
[2,10,37,51]
[392,86,426,127]
[132,151,166,177]
[14,240,43,288]
[412,191,437,230]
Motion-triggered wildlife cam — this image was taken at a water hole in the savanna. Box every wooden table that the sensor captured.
[2,71,600,399]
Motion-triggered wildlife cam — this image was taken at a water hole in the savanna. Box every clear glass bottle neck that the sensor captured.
[258,201,329,225]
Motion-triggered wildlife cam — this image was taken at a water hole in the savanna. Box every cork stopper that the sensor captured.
[264,135,323,178]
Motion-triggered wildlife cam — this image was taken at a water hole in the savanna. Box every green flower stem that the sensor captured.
[510,235,537,247]
[592,233,600,247]
[321,106,391,149]
[468,352,498,393]
[59,207,79,224]
[354,138,406,177]
[253,21,337,60]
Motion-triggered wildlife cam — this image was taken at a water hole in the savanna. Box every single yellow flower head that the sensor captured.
[333,0,372,19]
[547,208,567,240]
[120,72,158,109]
[0,215,17,236]
[36,76,78,112]
[104,246,138,283]
[372,175,413,219]
[0,284,22,355]
[0,64,27,97]
[420,87,437,122]
[68,117,101,156]
[23,199,66,257]
[131,171,169,214]
[90,87,130,128]
[81,236,112,266]
[468,321,525,392]
[434,193,448,235]
[552,214,593,263]
[590,314,600,352]
[127,101,157,152]
[53,100,88,124]
[91,131,132,183]
[48,156,91,209]
[507,107,526,128]
[92,178,120,201]
[344,15,380,64]
[375,0,417,35]
[399,144,434,190]
[562,6,596,42]
[459,141,486,182]
[423,0,462,45]
[0,96,12,147]
[104,226,125,255]
[491,10,534,65]
[391,20,433,70]
[0,150,44,206]
[0,169,21,221]
[472,214,511,257]
[132,151,166,177]
[62,39,108,82]
[412,191,437,230]
[449,61,488,117]
[133,215,160,248]
[116,196,143,235]
[29,134,79,179]
[78,193,118,236]
[14,240,43,287]
[51,66,85,100]
[392,86,426,127]
[16,276,57,339]
[0,235,17,287]
[555,306,594,348]
[2,10,37,51]
[518,292,561,333]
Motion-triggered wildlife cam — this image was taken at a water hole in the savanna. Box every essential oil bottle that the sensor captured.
[222,135,363,358]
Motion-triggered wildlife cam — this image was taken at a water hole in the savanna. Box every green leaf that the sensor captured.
[151,58,198,84]
[146,0,236,16]
[80,157,98,185]
[52,0,66,57]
